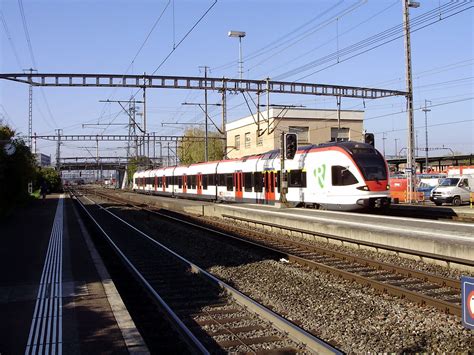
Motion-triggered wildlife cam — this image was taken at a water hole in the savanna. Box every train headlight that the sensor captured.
[386,185,390,190]
[357,185,369,191]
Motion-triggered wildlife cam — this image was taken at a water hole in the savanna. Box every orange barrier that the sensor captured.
[391,190,425,203]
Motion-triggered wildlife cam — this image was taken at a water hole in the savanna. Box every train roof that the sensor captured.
[240,141,377,161]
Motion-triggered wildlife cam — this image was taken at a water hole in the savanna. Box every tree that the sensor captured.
[35,167,61,193]
[178,128,224,164]
[0,124,36,217]
[126,156,152,184]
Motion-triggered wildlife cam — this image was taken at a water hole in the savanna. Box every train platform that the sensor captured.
[0,194,148,354]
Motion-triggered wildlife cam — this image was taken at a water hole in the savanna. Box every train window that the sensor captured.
[244,172,252,192]
[226,174,233,191]
[276,171,280,192]
[332,166,358,186]
[289,170,307,188]
[190,175,196,189]
[218,173,226,186]
[178,176,183,188]
[209,174,215,185]
[254,172,263,192]
[202,175,208,190]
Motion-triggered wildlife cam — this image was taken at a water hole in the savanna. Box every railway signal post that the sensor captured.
[279,133,298,206]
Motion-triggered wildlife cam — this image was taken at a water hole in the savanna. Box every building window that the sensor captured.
[245,132,251,148]
[235,135,240,150]
[256,133,263,146]
[289,126,309,143]
[331,127,350,142]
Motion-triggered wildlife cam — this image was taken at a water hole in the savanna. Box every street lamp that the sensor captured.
[228,30,246,79]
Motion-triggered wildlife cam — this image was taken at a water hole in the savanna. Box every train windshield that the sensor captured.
[350,147,387,181]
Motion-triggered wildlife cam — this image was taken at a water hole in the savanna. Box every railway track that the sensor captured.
[85,187,464,318]
[70,188,340,354]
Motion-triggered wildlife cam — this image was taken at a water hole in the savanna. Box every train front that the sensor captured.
[348,143,391,209]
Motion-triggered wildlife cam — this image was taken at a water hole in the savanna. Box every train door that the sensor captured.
[197,174,202,195]
[264,171,275,202]
[154,176,158,192]
[162,176,166,192]
[235,171,243,200]
[183,175,187,193]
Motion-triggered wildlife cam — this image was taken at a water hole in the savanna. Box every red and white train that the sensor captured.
[133,141,391,211]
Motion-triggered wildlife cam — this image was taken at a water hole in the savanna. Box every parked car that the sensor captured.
[430,175,473,206]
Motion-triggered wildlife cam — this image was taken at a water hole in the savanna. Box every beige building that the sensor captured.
[225,108,364,159]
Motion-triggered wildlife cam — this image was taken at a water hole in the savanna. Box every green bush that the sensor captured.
[0,125,36,217]
[35,167,61,193]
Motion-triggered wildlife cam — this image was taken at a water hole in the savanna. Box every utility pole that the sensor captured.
[266,78,270,135]
[143,73,147,158]
[395,138,399,158]
[422,99,431,172]
[279,132,287,205]
[221,86,227,158]
[23,68,37,150]
[199,66,210,162]
[96,135,99,181]
[382,132,387,156]
[336,96,341,135]
[403,0,419,202]
[24,68,37,195]
[55,129,62,171]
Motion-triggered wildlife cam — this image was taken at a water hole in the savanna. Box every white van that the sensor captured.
[430,175,473,206]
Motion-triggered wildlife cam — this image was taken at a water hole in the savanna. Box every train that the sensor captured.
[132,141,391,211]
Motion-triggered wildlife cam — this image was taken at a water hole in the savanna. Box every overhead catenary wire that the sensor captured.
[272,2,472,81]
[95,0,172,127]
[100,0,218,136]
[1,10,24,69]
[212,0,351,73]
[254,0,399,78]
[247,0,377,74]
[17,0,59,128]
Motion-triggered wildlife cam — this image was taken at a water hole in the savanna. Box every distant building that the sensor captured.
[36,153,51,167]
[225,108,364,159]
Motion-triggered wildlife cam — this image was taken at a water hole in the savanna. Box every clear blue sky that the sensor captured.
[1,0,473,160]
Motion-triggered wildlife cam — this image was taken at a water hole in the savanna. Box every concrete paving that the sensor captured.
[0,194,148,354]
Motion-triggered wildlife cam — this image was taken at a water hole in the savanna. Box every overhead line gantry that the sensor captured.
[0,73,407,99]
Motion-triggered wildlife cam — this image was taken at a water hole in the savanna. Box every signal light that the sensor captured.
[285,133,298,159]
[364,133,375,146]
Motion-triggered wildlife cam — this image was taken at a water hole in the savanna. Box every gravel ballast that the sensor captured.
[99,199,474,353]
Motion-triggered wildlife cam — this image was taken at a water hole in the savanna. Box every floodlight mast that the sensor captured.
[228,30,246,80]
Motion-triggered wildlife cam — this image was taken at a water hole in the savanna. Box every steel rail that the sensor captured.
[86,188,462,316]
[71,191,210,355]
[76,188,341,354]
[216,216,461,290]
